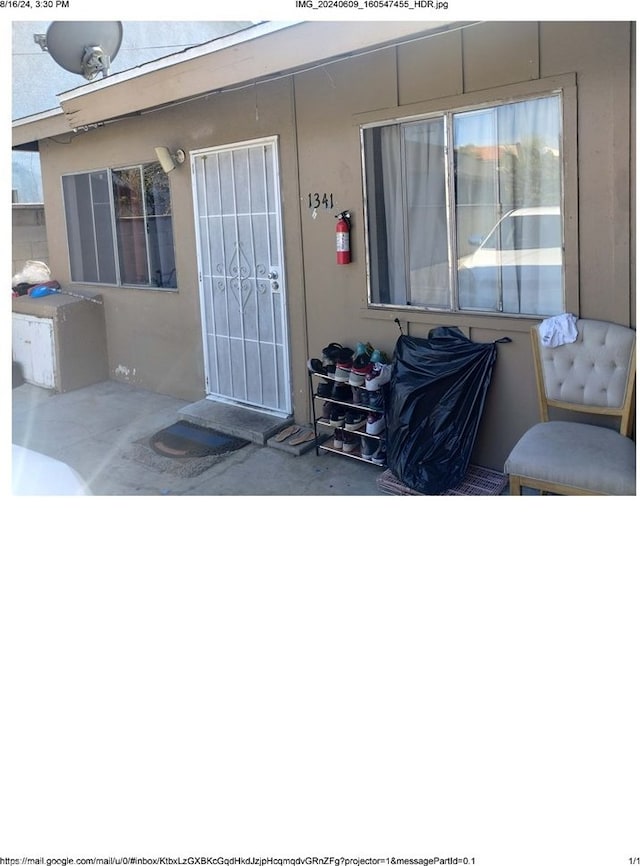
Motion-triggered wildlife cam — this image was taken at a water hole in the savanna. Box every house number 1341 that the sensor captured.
[308,192,334,209]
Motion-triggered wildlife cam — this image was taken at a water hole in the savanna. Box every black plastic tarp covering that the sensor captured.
[386,327,503,494]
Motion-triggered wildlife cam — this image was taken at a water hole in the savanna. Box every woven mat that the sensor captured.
[127,436,249,478]
[377,465,507,496]
[150,421,248,458]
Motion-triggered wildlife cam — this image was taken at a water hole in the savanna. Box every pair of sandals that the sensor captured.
[274,425,315,446]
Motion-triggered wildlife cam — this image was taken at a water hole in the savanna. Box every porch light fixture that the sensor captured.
[154,146,186,173]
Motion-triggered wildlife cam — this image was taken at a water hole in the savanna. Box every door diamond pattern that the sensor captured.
[215,243,268,310]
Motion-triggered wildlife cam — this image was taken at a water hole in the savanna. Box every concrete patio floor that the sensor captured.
[11,380,388,496]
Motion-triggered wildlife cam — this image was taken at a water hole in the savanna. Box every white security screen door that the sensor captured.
[192,138,291,414]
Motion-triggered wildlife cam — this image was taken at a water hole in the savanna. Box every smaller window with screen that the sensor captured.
[62,161,177,289]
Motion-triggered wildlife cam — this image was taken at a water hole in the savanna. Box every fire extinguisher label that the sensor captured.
[336,233,349,252]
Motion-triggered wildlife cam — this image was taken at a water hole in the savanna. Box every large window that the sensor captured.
[62,162,177,289]
[362,93,564,316]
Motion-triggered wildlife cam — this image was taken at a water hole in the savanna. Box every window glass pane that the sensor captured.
[455,95,563,315]
[405,119,448,308]
[62,171,117,284]
[364,121,447,306]
[63,173,97,282]
[363,125,405,305]
[113,167,148,285]
[143,164,177,287]
[91,171,117,284]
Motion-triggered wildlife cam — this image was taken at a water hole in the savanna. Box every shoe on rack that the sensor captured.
[355,341,375,358]
[360,438,377,461]
[344,409,367,431]
[337,346,355,360]
[334,349,354,381]
[365,362,393,391]
[349,353,374,386]
[322,342,344,365]
[343,431,360,454]
[370,348,390,365]
[334,361,352,382]
[351,385,369,409]
[331,382,352,403]
[371,440,387,466]
[317,380,334,398]
[328,405,347,427]
[320,401,333,421]
[307,357,325,373]
[366,412,385,436]
[367,389,385,411]
[333,427,344,450]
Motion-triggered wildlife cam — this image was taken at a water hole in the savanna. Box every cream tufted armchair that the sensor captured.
[505,319,636,495]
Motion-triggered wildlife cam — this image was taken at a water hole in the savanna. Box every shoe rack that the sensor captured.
[308,370,386,466]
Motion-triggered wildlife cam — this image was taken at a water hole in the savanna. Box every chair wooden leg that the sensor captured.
[509,475,522,495]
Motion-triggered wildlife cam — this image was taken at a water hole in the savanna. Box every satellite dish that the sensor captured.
[42,21,123,81]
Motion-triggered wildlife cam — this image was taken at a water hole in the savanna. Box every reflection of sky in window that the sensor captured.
[455,95,560,148]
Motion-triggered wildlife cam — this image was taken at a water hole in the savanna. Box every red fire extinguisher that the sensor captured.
[336,211,351,265]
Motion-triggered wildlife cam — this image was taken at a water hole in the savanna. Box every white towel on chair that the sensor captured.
[539,313,578,347]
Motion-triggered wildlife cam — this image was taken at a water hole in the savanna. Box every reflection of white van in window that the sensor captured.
[457,206,563,316]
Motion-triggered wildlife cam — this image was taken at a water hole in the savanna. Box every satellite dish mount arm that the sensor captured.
[81,45,111,80]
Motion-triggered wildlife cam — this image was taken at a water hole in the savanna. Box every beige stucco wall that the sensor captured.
[37,21,635,471]
[39,78,305,404]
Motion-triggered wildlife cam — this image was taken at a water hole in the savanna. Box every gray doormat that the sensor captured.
[150,421,248,458]
[128,423,250,477]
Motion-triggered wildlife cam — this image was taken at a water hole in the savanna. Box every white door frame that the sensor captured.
[191,136,292,416]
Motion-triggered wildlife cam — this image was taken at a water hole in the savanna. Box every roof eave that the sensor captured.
[12,108,68,150]
[58,21,458,131]
[13,20,462,144]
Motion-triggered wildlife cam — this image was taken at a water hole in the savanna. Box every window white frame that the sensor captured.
[61,162,177,290]
[359,77,578,320]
